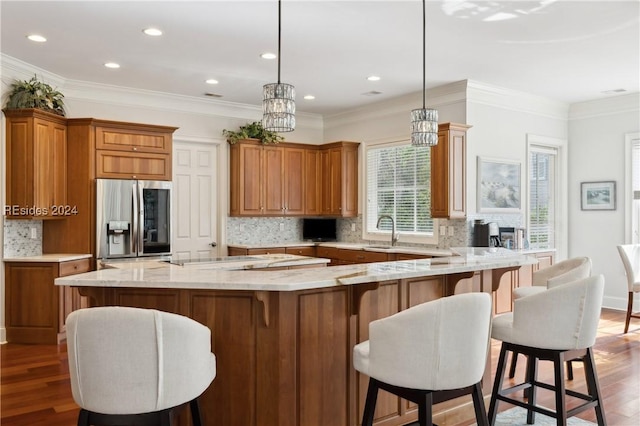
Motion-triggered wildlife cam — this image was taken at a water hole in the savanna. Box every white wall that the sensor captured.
[568,93,640,309]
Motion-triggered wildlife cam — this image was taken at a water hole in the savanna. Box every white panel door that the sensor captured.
[172,141,218,261]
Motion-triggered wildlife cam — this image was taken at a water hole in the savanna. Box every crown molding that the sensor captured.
[0,53,323,129]
[324,80,468,130]
[466,79,569,120]
[568,92,640,120]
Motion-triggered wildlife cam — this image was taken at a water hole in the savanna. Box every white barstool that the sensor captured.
[489,275,606,426]
[66,306,216,426]
[509,257,592,379]
[353,293,492,426]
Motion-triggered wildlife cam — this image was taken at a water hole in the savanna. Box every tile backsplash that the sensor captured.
[2,219,42,257]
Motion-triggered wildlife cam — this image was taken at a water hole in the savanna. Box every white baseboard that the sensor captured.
[603,295,630,311]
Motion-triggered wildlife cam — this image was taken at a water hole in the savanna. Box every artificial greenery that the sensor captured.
[222,121,284,145]
[4,75,66,116]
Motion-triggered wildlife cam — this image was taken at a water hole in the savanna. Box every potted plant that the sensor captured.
[4,75,66,116]
[222,121,284,145]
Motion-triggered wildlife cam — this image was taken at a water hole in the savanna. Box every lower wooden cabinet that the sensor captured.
[5,258,91,344]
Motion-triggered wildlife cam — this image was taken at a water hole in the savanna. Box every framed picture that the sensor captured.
[581,181,616,210]
[477,157,521,212]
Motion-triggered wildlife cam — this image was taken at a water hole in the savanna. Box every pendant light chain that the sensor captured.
[422,0,426,110]
[277,0,281,84]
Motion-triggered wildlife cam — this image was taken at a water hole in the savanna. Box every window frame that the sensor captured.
[363,138,439,245]
[624,132,640,244]
[526,134,567,259]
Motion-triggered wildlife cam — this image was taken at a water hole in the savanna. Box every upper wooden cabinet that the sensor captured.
[229,139,359,217]
[320,142,359,218]
[90,120,176,180]
[4,109,67,219]
[430,122,472,219]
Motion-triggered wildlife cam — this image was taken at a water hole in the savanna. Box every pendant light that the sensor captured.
[262,0,295,132]
[411,0,438,146]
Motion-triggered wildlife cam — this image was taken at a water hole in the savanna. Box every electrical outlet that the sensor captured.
[239,224,245,232]
[279,223,285,231]
[30,227,37,239]
[351,223,356,232]
[439,225,446,236]
[448,226,455,237]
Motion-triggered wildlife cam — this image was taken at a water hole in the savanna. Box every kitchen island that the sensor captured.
[56,249,536,426]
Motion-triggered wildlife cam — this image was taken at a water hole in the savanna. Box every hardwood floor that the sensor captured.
[1,309,638,426]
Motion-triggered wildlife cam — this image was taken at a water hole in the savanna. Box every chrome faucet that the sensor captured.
[376,215,398,246]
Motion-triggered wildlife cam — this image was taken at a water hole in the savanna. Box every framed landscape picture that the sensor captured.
[581,181,616,210]
[477,157,521,213]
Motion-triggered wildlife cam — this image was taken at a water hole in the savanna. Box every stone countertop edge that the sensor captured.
[55,254,538,292]
[3,253,92,263]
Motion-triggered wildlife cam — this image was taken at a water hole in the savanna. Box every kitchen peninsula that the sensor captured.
[56,249,537,426]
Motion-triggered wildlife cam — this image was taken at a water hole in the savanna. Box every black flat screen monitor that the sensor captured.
[303,218,337,242]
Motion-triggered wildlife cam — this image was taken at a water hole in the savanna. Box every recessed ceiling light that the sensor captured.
[367,75,381,82]
[205,79,219,85]
[143,28,163,36]
[104,62,120,69]
[303,95,315,100]
[261,52,277,60]
[27,34,47,43]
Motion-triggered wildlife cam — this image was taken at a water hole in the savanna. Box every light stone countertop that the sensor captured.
[55,249,537,292]
[3,253,92,263]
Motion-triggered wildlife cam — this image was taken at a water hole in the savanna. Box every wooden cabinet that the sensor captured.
[285,246,316,256]
[321,142,359,217]
[93,121,174,180]
[5,258,91,344]
[431,122,471,219]
[4,109,67,219]
[230,140,304,216]
[42,118,177,261]
[337,249,389,264]
[230,140,359,217]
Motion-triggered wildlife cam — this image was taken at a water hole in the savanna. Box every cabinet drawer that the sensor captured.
[316,246,340,259]
[394,253,432,261]
[246,248,287,255]
[96,150,171,180]
[285,246,316,256]
[338,249,389,264]
[59,259,91,277]
[96,127,171,154]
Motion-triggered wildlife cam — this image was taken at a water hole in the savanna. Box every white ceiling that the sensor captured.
[1,0,639,115]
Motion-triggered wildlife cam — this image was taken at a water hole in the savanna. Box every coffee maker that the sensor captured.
[473,220,502,247]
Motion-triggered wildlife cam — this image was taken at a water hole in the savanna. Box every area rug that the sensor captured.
[489,406,595,425]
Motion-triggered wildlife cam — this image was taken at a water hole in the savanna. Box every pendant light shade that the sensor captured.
[263,0,295,132]
[411,0,438,146]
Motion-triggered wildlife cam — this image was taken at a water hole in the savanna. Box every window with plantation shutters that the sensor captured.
[528,145,557,249]
[628,136,640,243]
[365,142,435,242]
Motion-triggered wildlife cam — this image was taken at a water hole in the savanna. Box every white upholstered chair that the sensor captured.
[509,256,592,379]
[66,307,216,426]
[617,244,640,333]
[353,293,492,426]
[512,256,592,299]
[489,275,606,426]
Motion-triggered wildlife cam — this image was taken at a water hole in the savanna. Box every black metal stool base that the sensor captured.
[489,342,606,426]
[77,398,203,426]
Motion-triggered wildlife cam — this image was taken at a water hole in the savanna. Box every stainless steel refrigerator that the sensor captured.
[96,179,172,259]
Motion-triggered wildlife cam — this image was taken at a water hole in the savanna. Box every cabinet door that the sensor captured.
[5,263,59,344]
[431,123,470,219]
[341,144,359,217]
[284,147,305,215]
[328,148,343,215]
[238,143,264,215]
[304,149,322,215]
[263,146,285,215]
[34,118,67,211]
[96,150,171,180]
[95,126,171,154]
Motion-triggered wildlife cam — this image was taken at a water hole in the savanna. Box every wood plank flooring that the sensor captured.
[1,309,639,426]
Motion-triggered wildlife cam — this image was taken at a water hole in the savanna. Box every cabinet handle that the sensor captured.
[133,147,137,151]
[132,175,137,179]
[356,255,364,259]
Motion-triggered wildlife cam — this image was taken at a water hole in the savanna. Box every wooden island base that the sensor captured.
[78,267,516,426]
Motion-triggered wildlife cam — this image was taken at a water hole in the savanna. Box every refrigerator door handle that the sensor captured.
[137,181,145,256]
[132,180,139,256]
